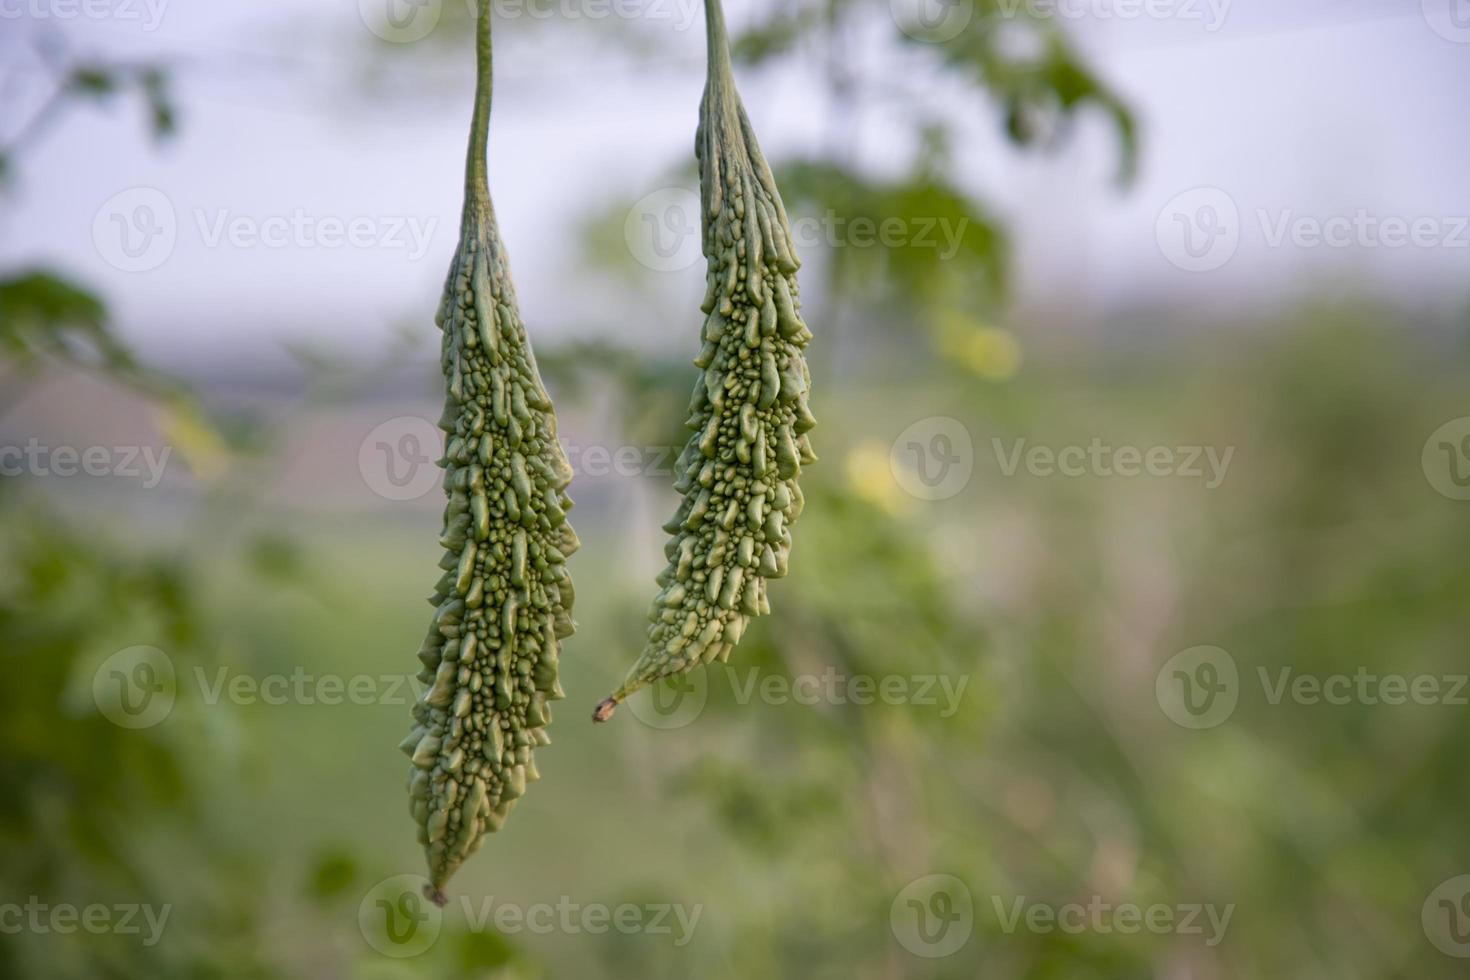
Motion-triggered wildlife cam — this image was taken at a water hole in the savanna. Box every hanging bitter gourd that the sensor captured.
[401,0,576,905]
[593,0,815,722]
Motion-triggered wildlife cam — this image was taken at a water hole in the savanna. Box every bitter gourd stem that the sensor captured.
[465,0,493,214]
[702,0,733,89]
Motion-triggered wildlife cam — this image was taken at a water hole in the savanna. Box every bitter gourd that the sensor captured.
[402,0,576,905]
[593,0,815,722]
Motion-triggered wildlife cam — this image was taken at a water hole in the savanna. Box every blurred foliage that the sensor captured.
[8,294,1470,978]
[374,0,1137,325]
[777,158,1009,306]
[728,0,1135,316]
[1,35,176,188]
[4,7,1470,980]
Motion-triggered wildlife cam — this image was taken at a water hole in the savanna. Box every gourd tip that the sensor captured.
[423,884,449,908]
[591,697,619,723]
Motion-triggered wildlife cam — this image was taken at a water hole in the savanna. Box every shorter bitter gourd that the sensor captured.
[594,0,815,722]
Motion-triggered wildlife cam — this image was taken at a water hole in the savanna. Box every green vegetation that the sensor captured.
[2,9,1467,980]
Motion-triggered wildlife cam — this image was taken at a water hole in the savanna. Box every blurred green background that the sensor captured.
[3,2,1470,978]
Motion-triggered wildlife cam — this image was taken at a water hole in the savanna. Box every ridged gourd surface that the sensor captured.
[400,0,576,901]
[599,12,815,714]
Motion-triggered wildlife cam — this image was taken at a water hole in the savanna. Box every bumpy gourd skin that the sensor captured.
[401,0,575,905]
[594,0,814,721]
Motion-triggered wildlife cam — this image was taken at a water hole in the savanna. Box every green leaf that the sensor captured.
[776,160,1009,309]
[304,851,358,903]
[67,66,119,98]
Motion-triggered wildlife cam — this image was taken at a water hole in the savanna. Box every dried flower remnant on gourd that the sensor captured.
[401,0,576,905]
[593,0,815,722]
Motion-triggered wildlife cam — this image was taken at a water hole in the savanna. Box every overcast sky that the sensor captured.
[3,0,1468,374]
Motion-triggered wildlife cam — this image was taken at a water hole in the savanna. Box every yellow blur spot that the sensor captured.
[960,328,1021,381]
[934,311,1022,382]
[155,399,229,482]
[846,442,909,515]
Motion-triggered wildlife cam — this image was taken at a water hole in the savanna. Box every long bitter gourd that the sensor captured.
[402,0,576,904]
[593,0,815,722]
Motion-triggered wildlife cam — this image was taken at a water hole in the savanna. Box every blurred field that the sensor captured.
[5,3,1470,975]
[3,296,1469,978]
